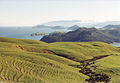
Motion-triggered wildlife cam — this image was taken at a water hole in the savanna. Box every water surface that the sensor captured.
[110,43,120,47]
[0,27,70,40]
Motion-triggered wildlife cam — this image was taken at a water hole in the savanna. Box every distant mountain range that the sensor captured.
[68,24,120,31]
[41,28,120,43]
[41,20,120,27]
[33,20,120,29]
[102,25,120,30]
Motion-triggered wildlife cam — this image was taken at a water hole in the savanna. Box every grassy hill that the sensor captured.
[0,37,120,83]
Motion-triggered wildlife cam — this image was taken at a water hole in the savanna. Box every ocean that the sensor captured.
[0,27,70,40]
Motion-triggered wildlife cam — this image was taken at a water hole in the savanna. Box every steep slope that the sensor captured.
[102,29,120,38]
[41,28,119,43]
[0,37,120,83]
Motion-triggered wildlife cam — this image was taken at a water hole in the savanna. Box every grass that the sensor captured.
[91,54,120,83]
[0,37,120,82]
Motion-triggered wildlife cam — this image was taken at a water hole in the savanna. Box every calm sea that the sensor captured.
[0,27,70,40]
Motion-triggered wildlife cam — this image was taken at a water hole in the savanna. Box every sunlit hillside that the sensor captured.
[0,37,120,83]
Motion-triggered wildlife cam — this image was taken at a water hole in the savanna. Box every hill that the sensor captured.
[41,28,120,43]
[0,37,120,82]
[68,25,81,30]
[103,25,120,29]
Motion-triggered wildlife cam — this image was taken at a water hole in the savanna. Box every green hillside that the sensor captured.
[0,37,120,83]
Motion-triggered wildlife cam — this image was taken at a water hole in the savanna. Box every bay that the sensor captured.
[0,27,70,40]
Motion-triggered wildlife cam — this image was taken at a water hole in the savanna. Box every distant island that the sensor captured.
[33,25,66,29]
[31,32,48,36]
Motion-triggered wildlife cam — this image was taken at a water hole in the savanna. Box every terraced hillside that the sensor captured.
[0,37,120,83]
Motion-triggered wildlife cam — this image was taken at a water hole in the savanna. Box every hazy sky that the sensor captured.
[0,0,120,26]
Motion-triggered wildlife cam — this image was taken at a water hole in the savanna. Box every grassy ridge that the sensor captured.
[0,37,120,82]
[0,37,87,83]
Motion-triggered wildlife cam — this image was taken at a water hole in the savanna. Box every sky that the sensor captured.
[0,0,120,26]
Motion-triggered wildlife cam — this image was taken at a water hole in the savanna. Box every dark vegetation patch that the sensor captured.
[53,52,111,82]
[79,55,110,63]
[54,53,76,61]
[70,55,111,83]
[93,44,101,47]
